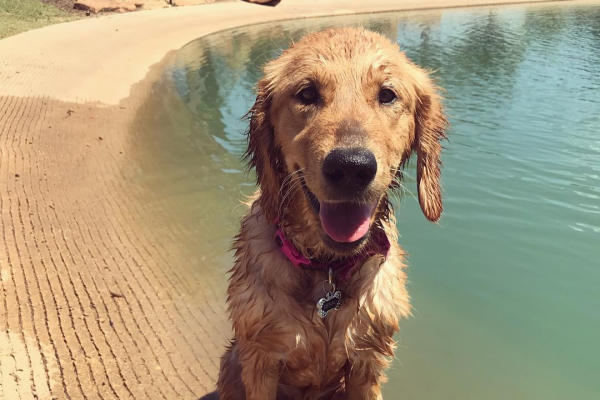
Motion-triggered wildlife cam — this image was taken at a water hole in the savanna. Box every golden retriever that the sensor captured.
[216,27,447,399]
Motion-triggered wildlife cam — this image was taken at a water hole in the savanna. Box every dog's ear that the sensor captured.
[413,75,448,222]
[245,78,285,222]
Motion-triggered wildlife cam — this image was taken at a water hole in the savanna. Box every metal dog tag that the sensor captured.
[317,290,342,318]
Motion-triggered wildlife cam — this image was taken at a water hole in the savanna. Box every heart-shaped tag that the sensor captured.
[317,290,342,318]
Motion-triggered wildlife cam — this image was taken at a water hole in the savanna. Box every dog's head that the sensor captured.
[246,27,447,256]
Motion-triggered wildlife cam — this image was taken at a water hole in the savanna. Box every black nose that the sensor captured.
[322,148,377,193]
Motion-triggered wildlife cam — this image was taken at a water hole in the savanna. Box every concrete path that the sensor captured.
[0,1,595,399]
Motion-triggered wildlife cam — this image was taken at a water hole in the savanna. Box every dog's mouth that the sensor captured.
[299,173,378,244]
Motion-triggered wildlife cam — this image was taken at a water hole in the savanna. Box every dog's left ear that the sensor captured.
[413,75,448,222]
[245,78,285,222]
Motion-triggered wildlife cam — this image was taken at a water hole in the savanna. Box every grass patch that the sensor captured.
[0,0,78,39]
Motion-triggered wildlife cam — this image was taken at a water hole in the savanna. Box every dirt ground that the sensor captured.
[0,53,232,399]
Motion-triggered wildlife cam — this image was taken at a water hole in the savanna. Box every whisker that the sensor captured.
[278,180,303,221]
[277,170,305,221]
[389,174,418,203]
[277,169,303,198]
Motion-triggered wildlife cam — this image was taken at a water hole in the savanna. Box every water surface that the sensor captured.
[128,3,600,399]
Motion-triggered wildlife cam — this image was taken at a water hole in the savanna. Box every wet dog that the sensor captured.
[217,27,447,399]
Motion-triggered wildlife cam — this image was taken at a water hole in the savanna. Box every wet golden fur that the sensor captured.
[217,27,447,399]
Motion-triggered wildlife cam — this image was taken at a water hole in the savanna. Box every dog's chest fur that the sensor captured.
[227,206,411,395]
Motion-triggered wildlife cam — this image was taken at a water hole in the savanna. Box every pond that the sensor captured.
[128,3,600,399]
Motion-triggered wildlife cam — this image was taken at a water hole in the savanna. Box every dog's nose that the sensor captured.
[322,148,377,192]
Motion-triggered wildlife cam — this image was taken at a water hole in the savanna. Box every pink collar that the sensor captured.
[274,225,390,282]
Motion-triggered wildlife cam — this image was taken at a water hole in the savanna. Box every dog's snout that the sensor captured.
[322,148,377,192]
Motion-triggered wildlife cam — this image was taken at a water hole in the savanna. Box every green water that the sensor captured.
[131,3,600,399]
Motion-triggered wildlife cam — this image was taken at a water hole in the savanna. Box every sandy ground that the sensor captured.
[0,0,598,399]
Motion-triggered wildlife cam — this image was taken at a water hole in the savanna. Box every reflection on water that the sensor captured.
[127,3,600,399]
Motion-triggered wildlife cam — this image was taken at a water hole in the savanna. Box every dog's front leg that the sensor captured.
[343,357,388,400]
[238,342,280,400]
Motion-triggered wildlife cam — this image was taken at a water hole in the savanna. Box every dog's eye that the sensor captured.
[296,86,319,105]
[378,88,397,105]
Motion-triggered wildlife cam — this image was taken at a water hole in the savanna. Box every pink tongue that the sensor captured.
[319,202,376,243]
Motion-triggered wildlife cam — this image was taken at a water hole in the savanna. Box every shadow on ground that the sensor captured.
[199,392,218,400]
[242,0,281,6]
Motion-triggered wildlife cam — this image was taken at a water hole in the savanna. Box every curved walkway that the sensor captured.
[0,1,594,399]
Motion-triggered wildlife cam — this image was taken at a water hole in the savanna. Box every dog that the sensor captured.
[216,27,447,399]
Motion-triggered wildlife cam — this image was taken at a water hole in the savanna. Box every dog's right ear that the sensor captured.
[245,78,285,222]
